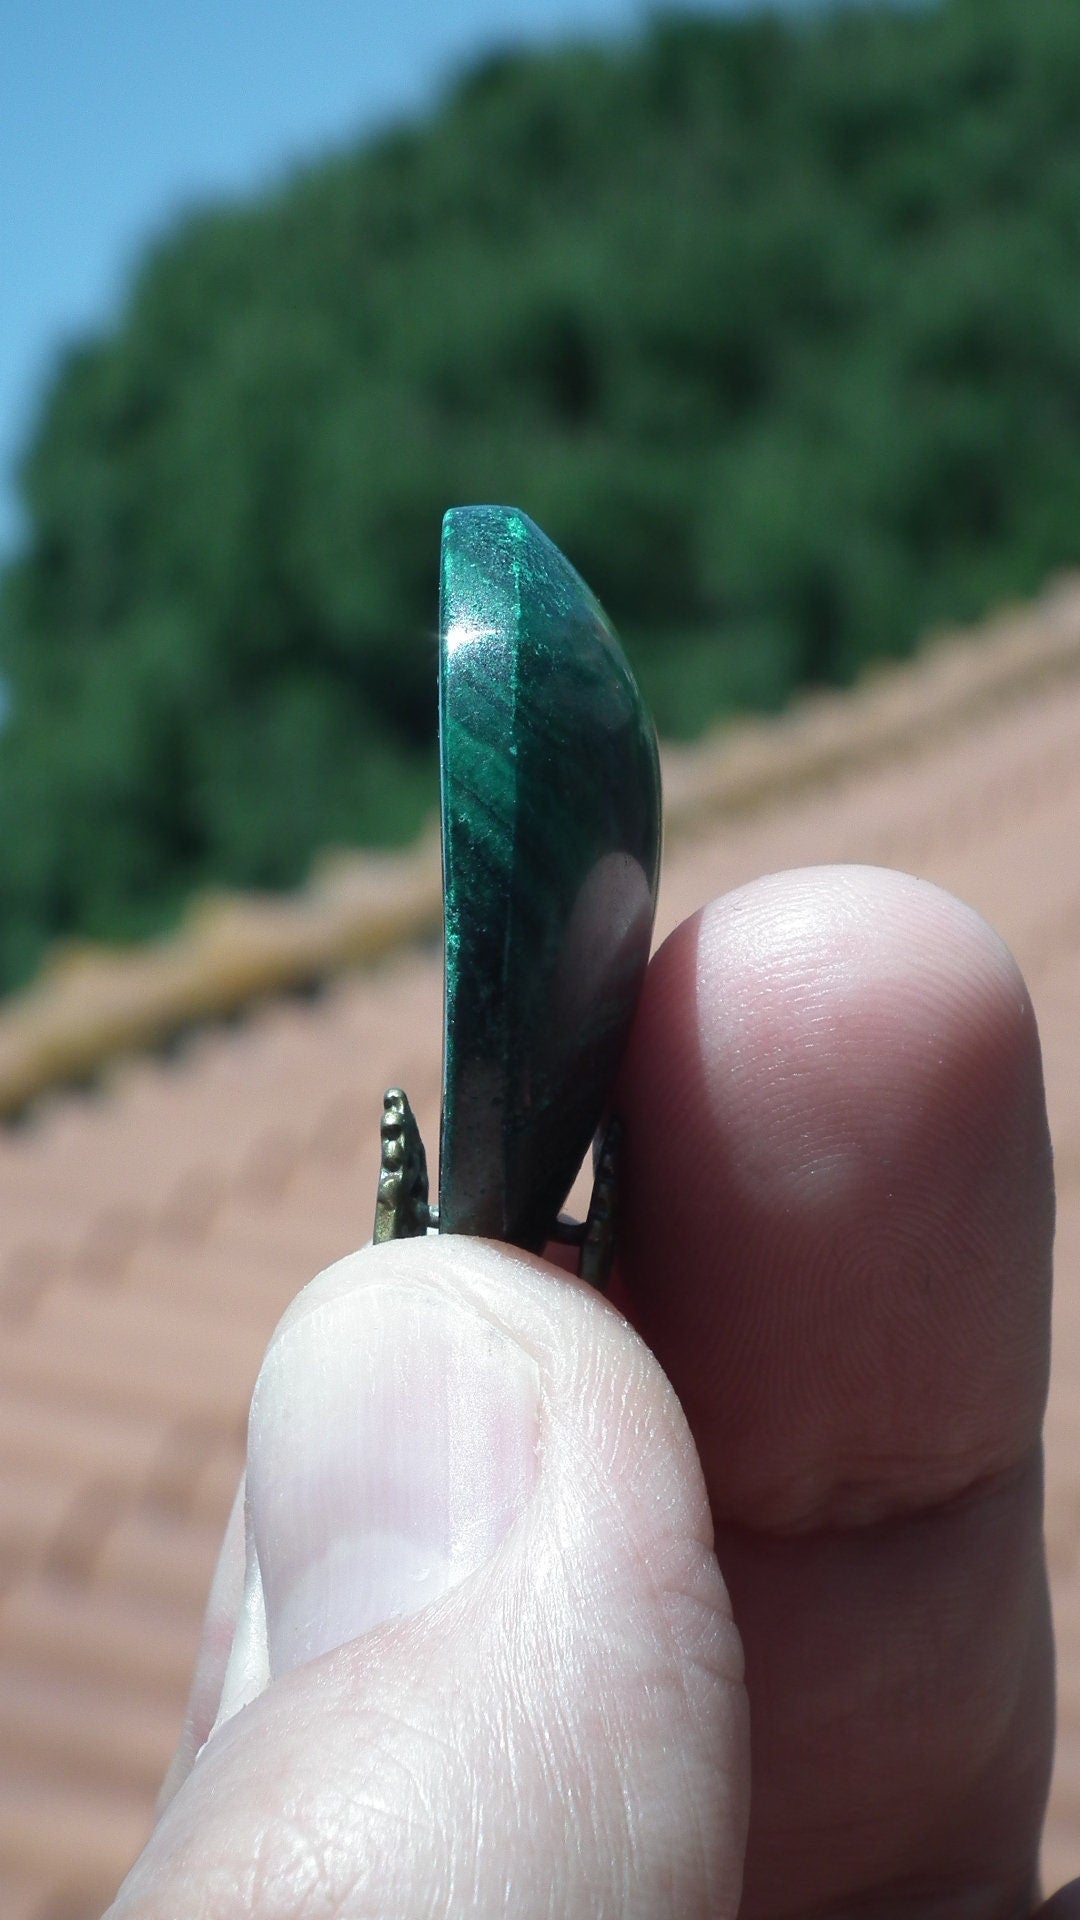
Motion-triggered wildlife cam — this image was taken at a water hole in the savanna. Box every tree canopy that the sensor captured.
[2,0,1080,985]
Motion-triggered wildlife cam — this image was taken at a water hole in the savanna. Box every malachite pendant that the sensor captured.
[374,505,661,1286]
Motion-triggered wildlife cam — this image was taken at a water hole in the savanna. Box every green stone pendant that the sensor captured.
[374,506,661,1285]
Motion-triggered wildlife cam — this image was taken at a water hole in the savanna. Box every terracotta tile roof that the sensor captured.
[3,589,1080,1913]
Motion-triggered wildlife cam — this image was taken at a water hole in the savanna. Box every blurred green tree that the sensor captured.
[3,0,1080,984]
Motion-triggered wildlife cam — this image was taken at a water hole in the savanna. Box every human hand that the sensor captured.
[108,867,1075,1918]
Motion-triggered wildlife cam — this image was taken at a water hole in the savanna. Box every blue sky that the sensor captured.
[0,0,821,558]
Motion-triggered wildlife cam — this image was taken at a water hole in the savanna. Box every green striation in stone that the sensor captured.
[438,505,662,1250]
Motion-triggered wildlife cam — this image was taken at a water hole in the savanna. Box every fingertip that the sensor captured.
[617,865,1054,1527]
[121,1236,748,1920]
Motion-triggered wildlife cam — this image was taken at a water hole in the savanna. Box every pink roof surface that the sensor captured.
[2,591,1079,1913]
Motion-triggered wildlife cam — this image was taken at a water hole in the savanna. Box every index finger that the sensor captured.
[613,864,1055,1916]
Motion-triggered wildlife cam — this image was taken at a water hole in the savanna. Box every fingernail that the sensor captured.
[247,1282,541,1676]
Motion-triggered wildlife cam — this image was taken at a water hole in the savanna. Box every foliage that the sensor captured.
[3,0,1080,982]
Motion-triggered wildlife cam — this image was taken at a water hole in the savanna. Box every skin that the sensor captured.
[108,867,1078,1918]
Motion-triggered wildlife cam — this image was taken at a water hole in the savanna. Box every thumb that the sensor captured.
[108,1236,748,1920]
